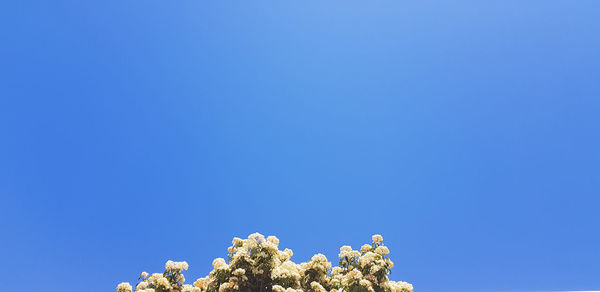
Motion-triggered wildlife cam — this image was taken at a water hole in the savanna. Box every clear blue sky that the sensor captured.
[1,1,599,292]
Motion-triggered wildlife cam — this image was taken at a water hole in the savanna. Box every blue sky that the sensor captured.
[1,1,599,292]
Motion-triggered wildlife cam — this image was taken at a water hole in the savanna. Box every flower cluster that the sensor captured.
[117,234,412,292]
[331,235,411,292]
[129,260,193,292]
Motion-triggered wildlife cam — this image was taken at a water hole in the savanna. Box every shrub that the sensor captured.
[117,233,413,292]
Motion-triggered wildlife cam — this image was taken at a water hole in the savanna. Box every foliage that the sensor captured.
[117,233,412,292]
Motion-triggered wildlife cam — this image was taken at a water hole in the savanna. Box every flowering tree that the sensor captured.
[117,233,413,292]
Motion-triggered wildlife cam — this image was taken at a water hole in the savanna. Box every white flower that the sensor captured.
[263,241,279,253]
[272,260,301,281]
[331,266,342,276]
[193,277,207,289]
[310,281,326,292]
[117,282,132,292]
[278,250,291,261]
[309,253,332,271]
[233,248,249,261]
[346,269,363,281]
[267,235,280,246]
[398,281,413,292]
[148,273,162,281]
[338,245,352,258]
[372,234,383,244]
[156,277,171,289]
[219,282,235,292]
[360,244,372,253]
[166,260,189,272]
[389,281,413,292]
[117,234,412,292]
[360,279,372,287]
[136,281,148,290]
[248,232,265,243]
[312,253,328,263]
[232,237,243,245]
[359,252,377,267]
[182,284,202,292]
[244,238,258,249]
[385,258,394,268]
[375,246,389,255]
[212,258,228,270]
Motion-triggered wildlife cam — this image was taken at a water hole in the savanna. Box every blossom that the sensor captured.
[306,253,332,272]
[272,260,301,280]
[118,234,412,292]
[310,281,326,292]
[360,279,376,292]
[148,273,162,282]
[136,281,148,290]
[339,245,353,258]
[385,258,394,268]
[278,250,291,261]
[156,277,171,289]
[212,258,228,270]
[263,241,279,253]
[267,235,280,246]
[389,281,413,292]
[116,282,132,292]
[248,232,265,243]
[166,260,189,272]
[182,284,202,292]
[342,269,363,285]
[360,279,372,287]
[361,244,372,253]
[218,282,235,292]
[283,248,293,258]
[372,234,383,244]
[370,264,381,274]
[375,246,389,255]
[193,277,207,289]
[359,252,377,267]
[232,237,243,246]
[331,266,342,276]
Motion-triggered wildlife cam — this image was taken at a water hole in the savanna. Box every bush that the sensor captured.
[117,233,413,292]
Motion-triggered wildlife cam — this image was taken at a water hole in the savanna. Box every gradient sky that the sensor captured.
[1,1,599,292]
